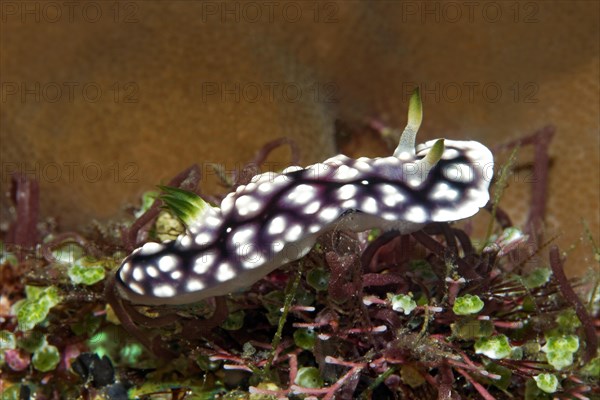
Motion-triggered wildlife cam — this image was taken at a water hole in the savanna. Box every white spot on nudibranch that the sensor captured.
[186,279,205,292]
[335,164,359,180]
[284,224,303,242]
[187,225,201,235]
[205,216,221,227]
[398,152,413,161]
[232,226,255,247]
[354,160,372,172]
[271,241,285,252]
[121,262,131,274]
[286,184,317,205]
[373,158,388,167]
[146,266,159,278]
[258,182,274,193]
[236,195,261,217]
[194,232,213,246]
[128,282,144,295]
[132,267,144,281]
[220,194,236,214]
[408,178,422,188]
[216,263,236,282]
[406,206,428,223]
[244,182,258,193]
[431,182,460,201]
[194,252,216,274]
[379,184,399,195]
[433,208,461,221]
[158,255,178,272]
[235,195,252,208]
[251,171,274,184]
[319,206,339,222]
[267,216,287,235]
[283,166,303,174]
[442,148,460,159]
[382,192,406,207]
[342,199,357,209]
[274,174,290,185]
[153,284,176,298]
[443,163,473,183]
[373,157,401,168]
[306,162,333,180]
[337,184,357,200]
[139,242,163,255]
[361,197,379,214]
[382,212,397,221]
[304,200,321,214]
[170,270,182,280]
[242,249,265,269]
[178,235,192,247]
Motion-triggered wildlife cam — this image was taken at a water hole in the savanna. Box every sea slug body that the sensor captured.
[116,91,494,305]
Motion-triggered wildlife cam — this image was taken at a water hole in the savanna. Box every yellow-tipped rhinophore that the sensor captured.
[394,88,423,157]
[422,139,445,169]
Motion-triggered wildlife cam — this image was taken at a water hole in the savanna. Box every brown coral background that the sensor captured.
[1,1,598,275]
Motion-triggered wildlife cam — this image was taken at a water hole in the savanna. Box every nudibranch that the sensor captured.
[116,90,493,305]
